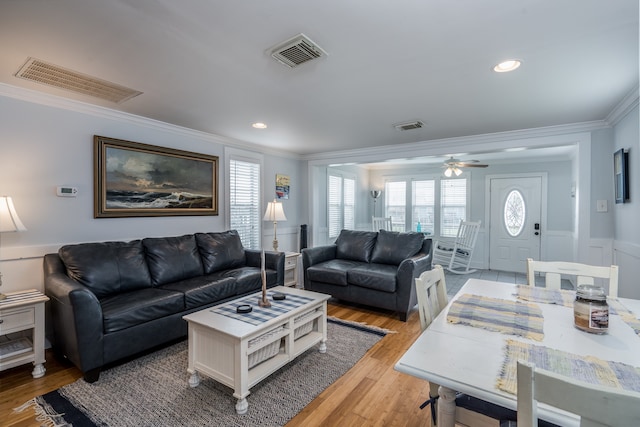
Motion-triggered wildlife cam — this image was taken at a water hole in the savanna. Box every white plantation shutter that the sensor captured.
[385,181,406,231]
[230,158,261,248]
[440,178,467,237]
[412,180,435,234]
[328,175,342,238]
[328,172,356,238]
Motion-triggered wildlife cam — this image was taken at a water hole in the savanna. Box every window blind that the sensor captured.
[385,181,406,231]
[229,159,261,248]
[440,178,467,237]
[413,180,435,234]
[328,173,356,238]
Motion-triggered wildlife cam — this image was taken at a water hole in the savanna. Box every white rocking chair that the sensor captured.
[433,220,481,274]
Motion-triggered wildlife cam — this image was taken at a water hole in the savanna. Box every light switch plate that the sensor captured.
[596,200,607,212]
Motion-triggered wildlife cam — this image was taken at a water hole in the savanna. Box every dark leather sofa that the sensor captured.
[302,229,432,321]
[43,230,284,382]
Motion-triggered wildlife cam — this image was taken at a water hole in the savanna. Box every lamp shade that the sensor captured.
[0,196,26,233]
[263,199,287,222]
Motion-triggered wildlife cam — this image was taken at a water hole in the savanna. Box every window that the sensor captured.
[384,176,467,237]
[328,171,355,238]
[440,178,467,237]
[385,181,406,231]
[504,190,525,236]
[229,157,261,248]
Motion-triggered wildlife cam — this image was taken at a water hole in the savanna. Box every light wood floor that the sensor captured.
[1,301,433,427]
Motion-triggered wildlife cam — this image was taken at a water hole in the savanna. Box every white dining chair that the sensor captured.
[517,360,640,427]
[372,216,392,231]
[433,220,481,274]
[526,258,619,297]
[415,265,448,425]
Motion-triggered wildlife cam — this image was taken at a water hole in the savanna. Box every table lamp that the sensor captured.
[263,199,287,251]
[0,196,27,300]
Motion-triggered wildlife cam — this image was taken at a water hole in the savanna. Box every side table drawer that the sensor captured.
[285,257,297,269]
[0,307,35,334]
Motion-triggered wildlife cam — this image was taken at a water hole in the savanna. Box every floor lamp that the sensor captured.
[263,199,287,251]
[370,190,381,217]
[0,196,27,300]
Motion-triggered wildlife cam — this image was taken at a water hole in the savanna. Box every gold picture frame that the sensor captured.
[94,135,218,218]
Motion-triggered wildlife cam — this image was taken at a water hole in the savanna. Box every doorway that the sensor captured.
[488,175,545,273]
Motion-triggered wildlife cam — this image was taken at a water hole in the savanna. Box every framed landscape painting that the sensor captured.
[94,135,218,217]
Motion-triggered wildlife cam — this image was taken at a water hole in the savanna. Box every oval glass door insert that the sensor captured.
[504,190,525,237]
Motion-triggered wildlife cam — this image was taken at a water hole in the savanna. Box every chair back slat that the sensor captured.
[415,265,448,331]
[372,216,392,231]
[526,258,619,296]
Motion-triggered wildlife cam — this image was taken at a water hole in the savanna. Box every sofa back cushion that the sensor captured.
[335,230,378,263]
[143,234,203,286]
[370,230,425,265]
[195,230,246,274]
[59,240,151,298]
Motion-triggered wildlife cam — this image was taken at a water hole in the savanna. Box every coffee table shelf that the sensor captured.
[184,286,330,415]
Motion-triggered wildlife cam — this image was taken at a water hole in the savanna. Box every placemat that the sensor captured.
[211,291,315,325]
[497,339,640,395]
[447,294,544,341]
[515,285,575,307]
[516,286,640,337]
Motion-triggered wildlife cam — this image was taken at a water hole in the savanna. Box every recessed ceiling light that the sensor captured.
[252,122,267,129]
[493,60,521,73]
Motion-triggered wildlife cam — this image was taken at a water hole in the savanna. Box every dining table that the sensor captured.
[394,278,640,427]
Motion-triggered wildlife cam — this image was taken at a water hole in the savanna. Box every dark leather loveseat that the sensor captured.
[43,230,284,382]
[302,229,432,321]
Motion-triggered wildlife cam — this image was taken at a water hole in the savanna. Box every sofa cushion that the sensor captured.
[306,259,363,286]
[159,275,237,310]
[143,234,204,286]
[335,230,378,263]
[370,230,425,265]
[59,240,151,299]
[195,230,246,274]
[348,263,398,293]
[100,288,184,333]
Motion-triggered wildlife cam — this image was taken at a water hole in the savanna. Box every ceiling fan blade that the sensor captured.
[460,163,488,168]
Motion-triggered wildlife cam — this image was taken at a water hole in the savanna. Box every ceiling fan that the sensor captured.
[443,157,489,177]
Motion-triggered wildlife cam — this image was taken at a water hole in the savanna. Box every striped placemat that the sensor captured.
[515,285,575,307]
[497,339,640,395]
[211,290,315,325]
[516,286,640,337]
[447,294,544,341]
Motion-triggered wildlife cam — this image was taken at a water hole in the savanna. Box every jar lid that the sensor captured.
[576,285,606,301]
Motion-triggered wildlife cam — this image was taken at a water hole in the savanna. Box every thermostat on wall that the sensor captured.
[56,186,78,197]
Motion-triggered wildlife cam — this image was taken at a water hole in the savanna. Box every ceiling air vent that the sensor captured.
[14,57,142,103]
[393,121,425,131]
[270,34,327,68]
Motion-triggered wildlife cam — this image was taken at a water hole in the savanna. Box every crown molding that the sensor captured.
[0,82,301,160]
[605,84,639,127]
[304,121,605,164]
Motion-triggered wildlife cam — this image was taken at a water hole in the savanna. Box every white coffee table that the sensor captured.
[183,286,330,414]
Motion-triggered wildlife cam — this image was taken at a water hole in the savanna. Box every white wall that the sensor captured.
[0,88,305,293]
[612,104,640,298]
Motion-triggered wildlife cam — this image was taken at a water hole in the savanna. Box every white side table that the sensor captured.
[0,289,49,378]
[284,252,300,287]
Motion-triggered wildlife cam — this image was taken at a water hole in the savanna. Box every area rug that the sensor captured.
[17,317,387,427]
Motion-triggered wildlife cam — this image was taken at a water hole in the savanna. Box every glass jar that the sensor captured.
[574,285,609,334]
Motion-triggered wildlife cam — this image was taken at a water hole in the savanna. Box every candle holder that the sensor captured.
[258,250,271,308]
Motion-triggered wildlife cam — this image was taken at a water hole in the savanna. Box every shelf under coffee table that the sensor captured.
[183,286,331,414]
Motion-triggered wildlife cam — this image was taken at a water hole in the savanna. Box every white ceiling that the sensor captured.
[0,1,637,161]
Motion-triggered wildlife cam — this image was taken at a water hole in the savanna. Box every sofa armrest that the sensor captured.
[43,254,104,374]
[245,249,285,286]
[395,239,433,319]
[302,245,337,268]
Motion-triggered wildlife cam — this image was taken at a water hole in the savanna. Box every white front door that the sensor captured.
[489,176,542,272]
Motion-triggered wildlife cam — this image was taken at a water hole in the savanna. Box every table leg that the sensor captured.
[437,385,456,427]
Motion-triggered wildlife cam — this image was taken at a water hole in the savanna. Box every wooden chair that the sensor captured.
[433,220,481,274]
[415,265,448,425]
[372,216,392,231]
[526,258,619,297]
[517,360,640,427]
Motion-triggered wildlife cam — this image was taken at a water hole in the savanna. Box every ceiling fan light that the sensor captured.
[493,59,521,73]
[444,167,453,177]
[454,167,463,176]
